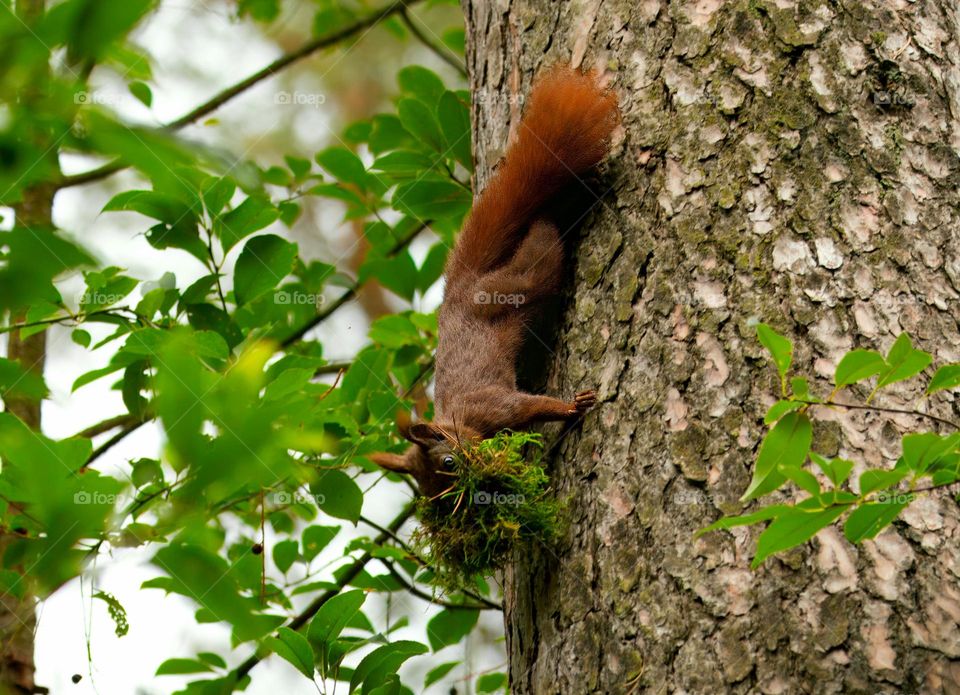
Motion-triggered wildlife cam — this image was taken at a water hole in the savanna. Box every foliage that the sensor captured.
[0,0,508,692]
[413,431,562,590]
[700,324,960,567]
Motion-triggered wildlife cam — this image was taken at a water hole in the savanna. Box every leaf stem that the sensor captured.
[794,398,959,430]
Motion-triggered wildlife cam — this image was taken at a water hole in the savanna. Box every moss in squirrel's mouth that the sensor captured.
[412,431,562,590]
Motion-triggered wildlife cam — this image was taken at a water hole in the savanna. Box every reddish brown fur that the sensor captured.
[370,66,619,496]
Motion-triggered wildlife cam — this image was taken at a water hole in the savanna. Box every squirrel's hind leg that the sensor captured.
[470,219,562,317]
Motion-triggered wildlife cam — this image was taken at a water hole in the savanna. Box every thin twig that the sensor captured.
[74,413,140,439]
[381,559,499,611]
[796,398,959,430]
[81,417,149,470]
[358,513,501,610]
[399,8,466,76]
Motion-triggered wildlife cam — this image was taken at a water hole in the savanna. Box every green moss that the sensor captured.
[413,431,562,590]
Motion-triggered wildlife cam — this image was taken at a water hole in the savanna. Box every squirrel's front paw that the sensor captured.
[569,390,597,415]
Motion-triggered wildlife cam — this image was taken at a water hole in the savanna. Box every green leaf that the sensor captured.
[350,640,428,695]
[397,98,443,152]
[782,466,820,495]
[859,468,909,496]
[273,540,299,573]
[267,627,314,678]
[54,0,155,61]
[843,497,911,543]
[371,150,437,176]
[369,114,417,153]
[234,234,298,305]
[741,411,812,502]
[217,197,279,252]
[810,453,854,488]
[901,432,960,475]
[763,400,804,425]
[307,589,367,645]
[302,525,339,561]
[437,91,472,170]
[128,81,152,107]
[477,672,508,694]
[927,364,960,396]
[426,609,479,651]
[263,367,314,402]
[313,470,363,523]
[752,504,850,567]
[238,0,280,21]
[876,333,932,391]
[834,349,886,388]
[696,504,792,536]
[315,147,367,189]
[369,314,422,349]
[0,358,48,401]
[425,661,459,688]
[201,177,236,216]
[418,243,448,293]
[71,329,92,348]
[392,179,470,221]
[756,323,792,388]
[398,66,446,107]
[103,190,195,225]
[360,253,419,302]
[156,658,213,676]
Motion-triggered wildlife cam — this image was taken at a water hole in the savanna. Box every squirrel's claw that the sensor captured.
[570,390,597,414]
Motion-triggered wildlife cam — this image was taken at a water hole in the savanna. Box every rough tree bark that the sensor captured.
[463,1,960,692]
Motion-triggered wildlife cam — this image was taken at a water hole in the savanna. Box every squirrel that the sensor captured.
[370,65,619,497]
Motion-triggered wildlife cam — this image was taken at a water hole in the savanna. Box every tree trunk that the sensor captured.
[463,1,960,692]
[1,2,50,692]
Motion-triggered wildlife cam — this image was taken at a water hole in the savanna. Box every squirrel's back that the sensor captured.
[446,66,619,289]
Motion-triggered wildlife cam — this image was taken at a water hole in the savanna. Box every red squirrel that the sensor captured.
[370,66,619,497]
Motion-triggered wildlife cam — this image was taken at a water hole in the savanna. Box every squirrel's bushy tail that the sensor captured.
[449,66,619,280]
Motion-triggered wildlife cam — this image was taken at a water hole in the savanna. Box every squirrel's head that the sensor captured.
[368,418,480,498]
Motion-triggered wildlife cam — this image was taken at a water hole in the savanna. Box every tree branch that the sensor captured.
[74,413,140,439]
[57,0,420,190]
[82,416,149,469]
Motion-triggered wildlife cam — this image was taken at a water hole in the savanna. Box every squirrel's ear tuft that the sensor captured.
[406,422,447,447]
[369,452,413,473]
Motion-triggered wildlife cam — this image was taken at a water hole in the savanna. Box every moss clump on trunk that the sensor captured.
[413,431,561,590]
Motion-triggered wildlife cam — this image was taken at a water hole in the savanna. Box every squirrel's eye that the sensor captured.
[441,455,455,467]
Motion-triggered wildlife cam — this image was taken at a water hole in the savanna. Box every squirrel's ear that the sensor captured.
[406,422,446,447]
[369,452,413,473]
